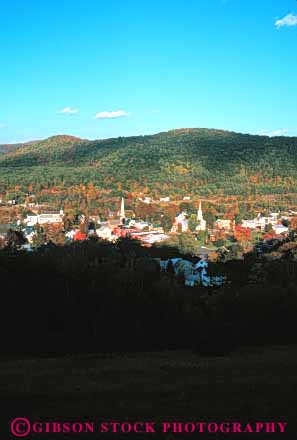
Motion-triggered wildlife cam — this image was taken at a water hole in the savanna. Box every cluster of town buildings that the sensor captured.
[1,196,295,288]
[15,198,210,245]
[241,212,289,234]
[1,195,294,249]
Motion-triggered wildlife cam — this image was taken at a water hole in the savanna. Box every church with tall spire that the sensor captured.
[196,201,206,231]
[120,197,125,223]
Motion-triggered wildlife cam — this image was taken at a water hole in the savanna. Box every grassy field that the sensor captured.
[1,345,296,438]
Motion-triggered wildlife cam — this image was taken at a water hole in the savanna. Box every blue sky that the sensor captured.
[0,0,297,143]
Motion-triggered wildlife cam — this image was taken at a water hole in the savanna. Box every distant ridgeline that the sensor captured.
[1,129,297,203]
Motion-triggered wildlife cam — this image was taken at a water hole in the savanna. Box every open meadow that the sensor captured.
[0,345,296,438]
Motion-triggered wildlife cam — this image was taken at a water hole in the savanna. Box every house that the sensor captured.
[159,257,226,287]
[137,232,169,245]
[96,225,114,241]
[241,213,278,231]
[241,219,258,229]
[74,231,87,241]
[208,231,216,242]
[138,196,153,204]
[128,219,150,230]
[272,224,288,235]
[215,219,233,230]
[160,197,170,202]
[171,212,188,233]
[183,196,191,201]
[113,226,139,238]
[65,230,76,240]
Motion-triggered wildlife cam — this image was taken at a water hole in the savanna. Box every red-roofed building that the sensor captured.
[113,227,139,237]
[74,231,87,241]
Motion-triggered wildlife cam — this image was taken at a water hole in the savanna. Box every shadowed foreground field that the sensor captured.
[0,346,297,439]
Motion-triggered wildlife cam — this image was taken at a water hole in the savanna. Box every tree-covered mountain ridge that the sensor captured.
[1,128,297,199]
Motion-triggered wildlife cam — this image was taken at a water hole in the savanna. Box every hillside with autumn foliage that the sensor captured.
[1,129,297,210]
[0,143,23,154]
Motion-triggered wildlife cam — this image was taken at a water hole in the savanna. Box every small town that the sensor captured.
[0,193,294,248]
[1,192,296,287]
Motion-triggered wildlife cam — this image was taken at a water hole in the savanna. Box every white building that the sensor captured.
[241,213,278,231]
[128,219,150,230]
[160,257,225,287]
[216,219,233,230]
[144,197,153,204]
[119,197,125,222]
[65,230,76,240]
[171,212,188,233]
[160,197,170,202]
[241,219,258,229]
[24,212,63,226]
[137,196,153,204]
[141,233,169,245]
[272,224,288,235]
[96,225,115,241]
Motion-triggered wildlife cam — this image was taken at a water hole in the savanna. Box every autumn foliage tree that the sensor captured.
[290,217,297,232]
[234,225,251,243]
[43,223,66,245]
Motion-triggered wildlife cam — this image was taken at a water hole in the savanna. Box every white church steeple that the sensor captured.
[120,197,125,222]
[196,201,206,231]
[197,201,203,221]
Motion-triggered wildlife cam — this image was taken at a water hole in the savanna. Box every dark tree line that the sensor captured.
[1,237,297,358]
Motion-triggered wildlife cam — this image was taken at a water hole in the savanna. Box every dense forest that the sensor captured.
[1,129,297,205]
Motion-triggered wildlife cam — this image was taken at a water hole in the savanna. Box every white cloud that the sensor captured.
[58,106,79,114]
[95,110,129,119]
[275,14,297,28]
[260,129,289,137]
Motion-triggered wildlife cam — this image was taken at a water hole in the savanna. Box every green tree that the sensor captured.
[32,224,46,247]
[188,214,198,232]
[161,214,173,233]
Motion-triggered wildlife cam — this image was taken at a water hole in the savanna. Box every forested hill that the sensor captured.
[0,143,23,154]
[0,139,40,154]
[1,128,297,199]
